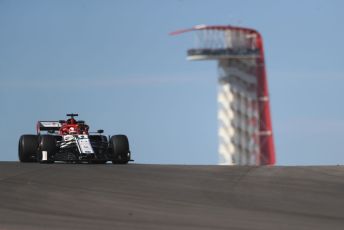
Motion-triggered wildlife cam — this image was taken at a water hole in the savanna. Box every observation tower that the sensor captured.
[171,25,275,165]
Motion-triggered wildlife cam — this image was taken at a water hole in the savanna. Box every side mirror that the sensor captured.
[97,129,104,134]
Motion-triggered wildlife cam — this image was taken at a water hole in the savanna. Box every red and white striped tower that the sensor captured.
[171,25,275,165]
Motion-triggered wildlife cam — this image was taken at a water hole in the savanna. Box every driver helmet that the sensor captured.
[68,127,77,134]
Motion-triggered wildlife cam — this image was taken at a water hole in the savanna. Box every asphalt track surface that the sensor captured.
[0,162,343,230]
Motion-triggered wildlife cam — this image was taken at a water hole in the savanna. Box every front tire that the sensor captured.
[18,135,38,162]
[110,135,130,164]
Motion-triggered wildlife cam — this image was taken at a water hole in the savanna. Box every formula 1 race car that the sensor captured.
[18,114,132,164]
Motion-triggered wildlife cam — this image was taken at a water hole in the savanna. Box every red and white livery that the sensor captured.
[19,114,132,164]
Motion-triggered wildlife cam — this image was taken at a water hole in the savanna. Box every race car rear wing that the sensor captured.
[36,121,62,134]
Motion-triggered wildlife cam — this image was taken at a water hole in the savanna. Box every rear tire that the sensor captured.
[38,135,57,163]
[110,135,130,164]
[18,135,38,162]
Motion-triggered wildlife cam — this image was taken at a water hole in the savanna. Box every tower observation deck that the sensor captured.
[171,25,275,165]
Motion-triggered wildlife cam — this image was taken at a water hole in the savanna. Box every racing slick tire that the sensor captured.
[18,135,38,162]
[38,135,57,163]
[110,135,130,164]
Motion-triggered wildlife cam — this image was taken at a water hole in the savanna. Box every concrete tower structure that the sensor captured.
[172,25,275,165]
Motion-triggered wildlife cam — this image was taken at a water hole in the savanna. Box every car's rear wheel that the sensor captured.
[38,135,57,163]
[110,135,130,164]
[18,135,38,162]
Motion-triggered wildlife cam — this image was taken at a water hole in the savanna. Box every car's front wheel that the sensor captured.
[110,135,130,164]
[18,135,38,162]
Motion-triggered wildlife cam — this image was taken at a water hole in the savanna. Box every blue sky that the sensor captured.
[1,0,343,165]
